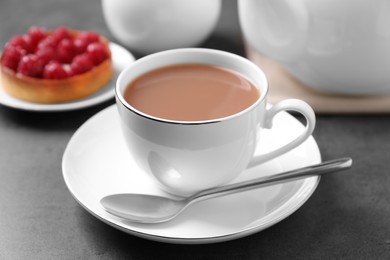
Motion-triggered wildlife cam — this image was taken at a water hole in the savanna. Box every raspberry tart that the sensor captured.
[0,26,113,103]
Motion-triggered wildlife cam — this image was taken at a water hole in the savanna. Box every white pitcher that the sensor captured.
[239,0,390,95]
[102,0,221,55]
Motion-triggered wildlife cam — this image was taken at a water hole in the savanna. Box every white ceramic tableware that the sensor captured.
[102,0,221,54]
[239,0,390,95]
[116,48,316,196]
[62,105,321,244]
[101,158,351,223]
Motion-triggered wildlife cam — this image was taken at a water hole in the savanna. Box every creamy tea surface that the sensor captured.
[124,64,259,121]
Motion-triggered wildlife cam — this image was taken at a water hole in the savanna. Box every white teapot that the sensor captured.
[239,0,390,95]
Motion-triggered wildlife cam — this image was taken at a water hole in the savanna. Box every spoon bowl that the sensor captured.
[100,157,352,223]
[101,194,188,223]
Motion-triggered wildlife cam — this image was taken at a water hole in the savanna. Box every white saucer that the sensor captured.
[62,105,321,244]
[0,43,135,112]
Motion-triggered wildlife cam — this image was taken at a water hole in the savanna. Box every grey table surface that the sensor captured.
[0,0,389,259]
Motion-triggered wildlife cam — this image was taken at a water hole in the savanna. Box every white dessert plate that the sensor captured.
[62,105,321,244]
[0,43,134,112]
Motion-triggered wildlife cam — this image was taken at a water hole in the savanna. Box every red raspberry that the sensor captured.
[21,35,35,53]
[76,31,99,44]
[37,36,57,51]
[73,32,100,54]
[87,42,108,65]
[17,54,45,78]
[73,38,88,54]
[1,46,26,71]
[6,35,26,48]
[70,54,93,75]
[6,35,31,52]
[51,26,72,45]
[27,26,47,49]
[62,64,74,77]
[43,61,69,79]
[56,38,76,63]
[35,47,57,65]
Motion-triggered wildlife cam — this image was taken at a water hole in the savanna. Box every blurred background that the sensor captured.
[0,0,245,59]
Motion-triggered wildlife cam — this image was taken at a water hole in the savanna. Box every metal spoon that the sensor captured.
[100,157,352,223]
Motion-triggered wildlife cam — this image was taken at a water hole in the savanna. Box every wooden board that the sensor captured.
[246,45,390,114]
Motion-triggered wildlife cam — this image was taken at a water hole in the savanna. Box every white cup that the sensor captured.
[239,0,390,95]
[116,48,316,196]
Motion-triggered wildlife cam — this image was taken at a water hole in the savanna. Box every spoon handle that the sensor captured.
[189,157,352,203]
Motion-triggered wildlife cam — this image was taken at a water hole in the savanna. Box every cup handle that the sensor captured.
[248,99,316,168]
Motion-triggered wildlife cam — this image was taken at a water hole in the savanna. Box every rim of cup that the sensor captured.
[115,48,269,125]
